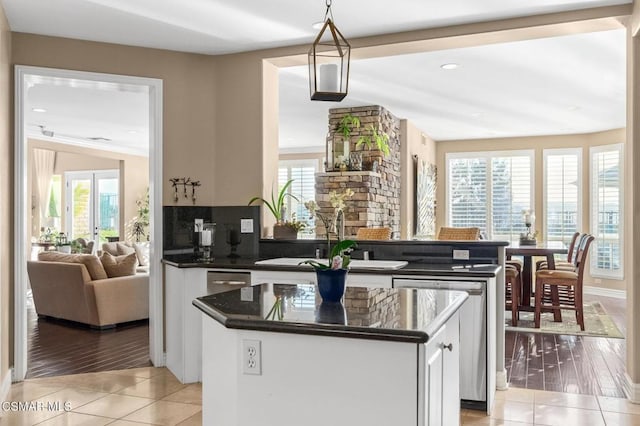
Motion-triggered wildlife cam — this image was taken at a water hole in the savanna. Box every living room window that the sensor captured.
[590,144,623,279]
[446,150,534,240]
[543,148,582,244]
[278,159,319,236]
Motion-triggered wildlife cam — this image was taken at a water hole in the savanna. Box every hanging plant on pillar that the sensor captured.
[356,124,390,171]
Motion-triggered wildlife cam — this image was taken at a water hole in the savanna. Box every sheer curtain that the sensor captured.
[33,148,56,226]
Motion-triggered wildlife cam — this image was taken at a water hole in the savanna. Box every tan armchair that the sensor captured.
[436,227,481,241]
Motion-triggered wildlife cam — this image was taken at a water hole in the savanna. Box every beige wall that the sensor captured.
[400,120,437,239]
[436,128,626,291]
[0,1,11,391]
[28,139,149,243]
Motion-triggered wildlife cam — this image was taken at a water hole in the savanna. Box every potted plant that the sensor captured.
[356,124,390,171]
[248,179,300,239]
[299,189,357,303]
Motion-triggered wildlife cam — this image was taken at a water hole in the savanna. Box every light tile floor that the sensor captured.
[3,367,640,425]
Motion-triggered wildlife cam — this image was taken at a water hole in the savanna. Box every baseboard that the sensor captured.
[584,286,626,299]
[0,369,12,403]
[624,373,640,403]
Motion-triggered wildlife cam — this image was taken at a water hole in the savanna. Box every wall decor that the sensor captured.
[415,158,437,238]
[169,177,201,204]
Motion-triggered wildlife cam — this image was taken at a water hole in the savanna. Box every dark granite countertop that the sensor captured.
[193,284,468,343]
[163,254,501,277]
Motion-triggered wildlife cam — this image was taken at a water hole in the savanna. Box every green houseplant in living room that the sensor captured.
[248,179,302,239]
[356,124,390,171]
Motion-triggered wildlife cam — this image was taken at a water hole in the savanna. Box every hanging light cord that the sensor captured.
[324,0,334,22]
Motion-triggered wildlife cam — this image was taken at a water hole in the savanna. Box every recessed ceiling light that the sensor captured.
[441,63,459,70]
[312,21,324,30]
[32,108,47,113]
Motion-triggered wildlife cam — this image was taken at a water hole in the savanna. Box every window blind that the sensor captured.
[590,145,623,278]
[448,158,488,234]
[278,161,318,235]
[491,156,531,240]
[447,152,533,240]
[544,150,580,244]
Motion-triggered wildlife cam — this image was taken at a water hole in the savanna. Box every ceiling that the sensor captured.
[3,0,630,153]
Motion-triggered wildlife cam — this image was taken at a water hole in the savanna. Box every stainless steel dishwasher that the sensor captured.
[393,278,487,409]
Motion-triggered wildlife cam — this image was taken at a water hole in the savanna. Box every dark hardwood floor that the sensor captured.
[505,294,627,397]
[26,297,151,379]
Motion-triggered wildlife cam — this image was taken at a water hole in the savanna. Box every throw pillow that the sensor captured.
[100,252,137,278]
[133,242,149,266]
[116,242,135,256]
[38,252,108,281]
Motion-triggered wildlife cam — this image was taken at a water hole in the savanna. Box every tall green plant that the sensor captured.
[248,179,298,222]
[336,114,360,139]
[356,124,390,156]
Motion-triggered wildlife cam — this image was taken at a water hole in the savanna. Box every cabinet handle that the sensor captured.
[443,343,453,352]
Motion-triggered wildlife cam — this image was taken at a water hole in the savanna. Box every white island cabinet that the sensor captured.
[194,284,465,426]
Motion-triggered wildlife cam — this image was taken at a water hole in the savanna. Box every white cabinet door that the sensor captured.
[421,311,461,426]
[424,327,445,426]
[443,311,461,425]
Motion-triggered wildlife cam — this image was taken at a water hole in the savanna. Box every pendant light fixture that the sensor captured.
[308,0,350,102]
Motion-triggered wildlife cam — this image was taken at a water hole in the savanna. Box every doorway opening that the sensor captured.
[14,66,164,381]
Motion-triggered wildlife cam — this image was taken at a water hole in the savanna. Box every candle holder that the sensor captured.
[198,222,216,261]
[226,224,242,258]
[519,210,537,245]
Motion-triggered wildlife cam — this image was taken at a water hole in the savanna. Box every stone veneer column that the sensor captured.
[315,106,401,239]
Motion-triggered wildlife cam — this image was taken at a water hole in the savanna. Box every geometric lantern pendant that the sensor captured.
[308,17,350,101]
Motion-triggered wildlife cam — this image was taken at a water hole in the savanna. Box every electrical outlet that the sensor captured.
[242,339,261,375]
[241,219,254,233]
[453,249,470,260]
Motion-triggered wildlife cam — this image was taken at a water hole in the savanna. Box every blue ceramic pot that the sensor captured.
[315,268,348,303]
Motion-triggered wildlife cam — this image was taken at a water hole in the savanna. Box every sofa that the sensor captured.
[27,252,149,329]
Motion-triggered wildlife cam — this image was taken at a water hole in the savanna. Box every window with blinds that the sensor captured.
[590,144,623,279]
[278,159,318,236]
[447,151,533,240]
[544,149,581,244]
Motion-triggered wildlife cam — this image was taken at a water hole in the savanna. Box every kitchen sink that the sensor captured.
[254,258,408,270]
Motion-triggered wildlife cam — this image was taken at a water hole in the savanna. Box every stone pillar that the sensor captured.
[315,106,401,239]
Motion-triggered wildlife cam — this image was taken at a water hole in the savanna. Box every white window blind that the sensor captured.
[544,149,581,244]
[448,158,488,234]
[278,160,318,236]
[447,151,533,240]
[491,156,531,240]
[590,144,623,279]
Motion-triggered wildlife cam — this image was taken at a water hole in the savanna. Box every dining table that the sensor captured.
[506,240,568,311]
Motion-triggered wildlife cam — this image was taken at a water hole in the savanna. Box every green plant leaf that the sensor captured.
[330,239,358,259]
[299,259,330,270]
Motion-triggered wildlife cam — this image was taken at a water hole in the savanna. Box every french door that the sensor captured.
[65,170,119,244]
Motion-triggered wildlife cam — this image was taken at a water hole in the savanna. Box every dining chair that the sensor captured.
[355,227,392,240]
[536,231,581,271]
[534,234,594,330]
[436,227,480,241]
[505,264,521,326]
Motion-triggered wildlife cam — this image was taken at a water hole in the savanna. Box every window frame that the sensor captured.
[542,147,582,243]
[589,143,624,280]
[445,149,535,240]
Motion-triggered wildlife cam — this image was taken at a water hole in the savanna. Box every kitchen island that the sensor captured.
[193,284,468,426]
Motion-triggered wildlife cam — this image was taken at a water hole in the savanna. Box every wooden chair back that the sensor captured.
[565,232,581,263]
[574,234,595,283]
[355,227,392,240]
[436,227,481,241]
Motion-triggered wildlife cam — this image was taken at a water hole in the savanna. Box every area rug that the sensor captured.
[505,301,624,338]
